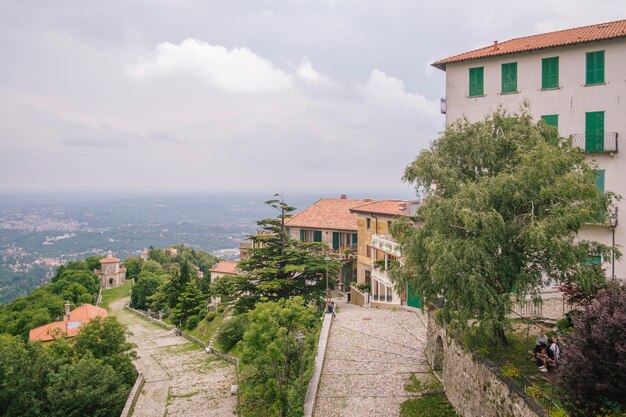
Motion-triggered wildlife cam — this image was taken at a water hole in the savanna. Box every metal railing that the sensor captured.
[513,299,543,318]
[371,234,401,256]
[518,375,563,416]
[571,132,618,153]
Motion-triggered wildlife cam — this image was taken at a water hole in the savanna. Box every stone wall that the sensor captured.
[426,311,545,417]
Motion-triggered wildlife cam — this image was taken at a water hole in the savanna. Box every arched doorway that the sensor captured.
[434,336,444,372]
[109,278,114,286]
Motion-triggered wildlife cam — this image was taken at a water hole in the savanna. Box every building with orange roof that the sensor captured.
[433,19,626,281]
[95,250,126,288]
[349,200,420,308]
[208,260,240,305]
[29,301,108,342]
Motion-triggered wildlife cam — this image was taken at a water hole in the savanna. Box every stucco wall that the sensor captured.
[442,38,626,281]
[426,311,544,417]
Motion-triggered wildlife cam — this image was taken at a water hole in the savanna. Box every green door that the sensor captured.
[407,284,422,308]
[586,111,605,152]
[313,230,322,242]
[332,232,340,250]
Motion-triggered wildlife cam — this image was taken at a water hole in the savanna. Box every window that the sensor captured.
[585,111,605,152]
[366,218,371,230]
[586,51,605,85]
[541,57,559,89]
[300,229,321,242]
[501,62,517,93]
[595,169,605,194]
[541,114,558,128]
[469,67,484,97]
[586,256,602,265]
[313,230,322,242]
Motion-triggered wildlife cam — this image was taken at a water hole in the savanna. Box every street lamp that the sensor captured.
[609,207,619,279]
[324,255,331,300]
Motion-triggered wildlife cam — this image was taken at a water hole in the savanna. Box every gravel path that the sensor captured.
[109,297,237,417]
[313,300,428,417]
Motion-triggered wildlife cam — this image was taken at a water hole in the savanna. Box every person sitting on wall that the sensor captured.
[534,343,549,373]
[547,337,561,370]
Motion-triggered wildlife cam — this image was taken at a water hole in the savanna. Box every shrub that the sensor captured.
[500,363,521,379]
[216,315,246,351]
[355,282,370,293]
[205,311,217,322]
[185,314,201,330]
[525,385,541,399]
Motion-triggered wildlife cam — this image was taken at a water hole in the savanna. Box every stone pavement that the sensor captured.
[109,297,237,417]
[313,300,429,417]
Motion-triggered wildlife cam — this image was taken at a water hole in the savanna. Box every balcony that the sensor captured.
[371,234,401,257]
[371,266,392,286]
[328,244,357,260]
[571,132,618,154]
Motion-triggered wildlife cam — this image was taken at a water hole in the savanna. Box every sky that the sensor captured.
[0,0,624,196]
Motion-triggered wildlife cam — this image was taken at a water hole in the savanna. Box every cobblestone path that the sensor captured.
[313,300,429,417]
[109,297,237,417]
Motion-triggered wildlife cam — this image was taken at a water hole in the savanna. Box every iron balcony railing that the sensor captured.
[371,234,401,256]
[571,132,618,154]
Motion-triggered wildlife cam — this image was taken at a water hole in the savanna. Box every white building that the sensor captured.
[433,19,626,280]
[95,250,126,288]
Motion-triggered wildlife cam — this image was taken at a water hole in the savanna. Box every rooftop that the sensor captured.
[209,260,239,275]
[286,196,373,231]
[432,19,626,70]
[350,200,420,217]
[28,303,108,342]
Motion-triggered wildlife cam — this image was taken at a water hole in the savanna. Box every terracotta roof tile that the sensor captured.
[433,19,626,69]
[286,198,373,231]
[209,260,239,275]
[100,257,120,263]
[350,200,420,217]
[28,304,107,342]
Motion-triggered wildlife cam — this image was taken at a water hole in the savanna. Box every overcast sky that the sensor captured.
[0,1,623,196]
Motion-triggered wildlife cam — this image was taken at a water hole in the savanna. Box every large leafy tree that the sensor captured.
[238,298,319,417]
[171,280,206,326]
[558,284,626,417]
[229,197,340,312]
[392,109,616,342]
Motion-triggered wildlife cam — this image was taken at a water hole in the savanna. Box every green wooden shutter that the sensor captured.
[469,67,484,97]
[542,57,559,89]
[502,63,517,93]
[352,233,357,245]
[586,51,605,84]
[541,114,558,127]
[586,255,602,265]
[299,229,305,242]
[332,232,340,250]
[313,230,322,242]
[585,111,605,152]
[595,169,605,193]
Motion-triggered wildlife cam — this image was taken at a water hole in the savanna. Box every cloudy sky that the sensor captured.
[0,1,623,195]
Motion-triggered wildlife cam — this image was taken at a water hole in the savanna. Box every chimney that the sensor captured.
[339,194,347,199]
[65,300,71,320]
[364,198,372,202]
[493,40,499,50]
[399,202,407,211]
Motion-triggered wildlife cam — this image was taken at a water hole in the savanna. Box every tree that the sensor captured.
[558,285,626,417]
[233,196,340,312]
[238,298,319,417]
[392,109,616,343]
[123,257,143,281]
[131,274,163,310]
[171,280,206,326]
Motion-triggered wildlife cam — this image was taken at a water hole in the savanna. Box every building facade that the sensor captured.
[433,19,626,280]
[208,260,239,305]
[95,250,126,289]
[351,200,421,308]
[29,301,108,342]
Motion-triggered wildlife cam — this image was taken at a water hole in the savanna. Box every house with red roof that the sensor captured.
[433,18,626,281]
[95,250,126,289]
[208,260,240,305]
[29,301,108,342]
[350,200,420,308]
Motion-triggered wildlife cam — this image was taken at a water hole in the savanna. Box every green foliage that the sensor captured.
[403,373,442,394]
[171,280,207,327]
[231,197,341,313]
[556,315,575,337]
[393,108,616,343]
[237,298,320,417]
[131,274,163,310]
[355,282,371,293]
[500,363,521,379]
[526,385,541,399]
[216,315,247,351]
[185,314,202,330]
[400,395,458,417]
[123,257,143,281]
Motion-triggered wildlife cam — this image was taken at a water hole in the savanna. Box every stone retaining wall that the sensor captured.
[119,373,144,417]
[303,313,333,417]
[426,311,545,417]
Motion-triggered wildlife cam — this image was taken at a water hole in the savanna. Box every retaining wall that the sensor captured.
[119,373,144,417]
[303,313,333,417]
[426,312,545,417]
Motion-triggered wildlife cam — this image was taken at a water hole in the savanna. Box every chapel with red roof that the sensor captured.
[95,250,127,288]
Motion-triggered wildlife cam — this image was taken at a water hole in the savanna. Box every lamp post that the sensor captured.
[609,207,619,279]
[324,255,331,300]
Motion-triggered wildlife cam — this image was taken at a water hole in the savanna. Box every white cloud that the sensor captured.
[125,39,293,92]
[296,56,330,85]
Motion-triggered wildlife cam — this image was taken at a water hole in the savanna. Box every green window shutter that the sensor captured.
[541,57,559,89]
[586,256,602,265]
[332,232,340,250]
[586,51,605,84]
[501,63,517,93]
[313,230,322,242]
[469,67,484,97]
[585,111,605,152]
[352,233,357,245]
[541,114,558,128]
[595,169,605,193]
[299,229,305,242]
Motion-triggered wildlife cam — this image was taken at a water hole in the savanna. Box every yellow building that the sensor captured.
[350,200,421,308]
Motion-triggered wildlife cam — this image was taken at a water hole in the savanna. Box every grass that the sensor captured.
[100,282,132,311]
[186,312,226,344]
[400,395,458,417]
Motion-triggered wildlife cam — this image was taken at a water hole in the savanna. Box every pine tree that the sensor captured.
[171,280,206,326]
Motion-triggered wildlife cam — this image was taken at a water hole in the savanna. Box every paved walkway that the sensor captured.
[313,300,429,417]
[109,297,237,417]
